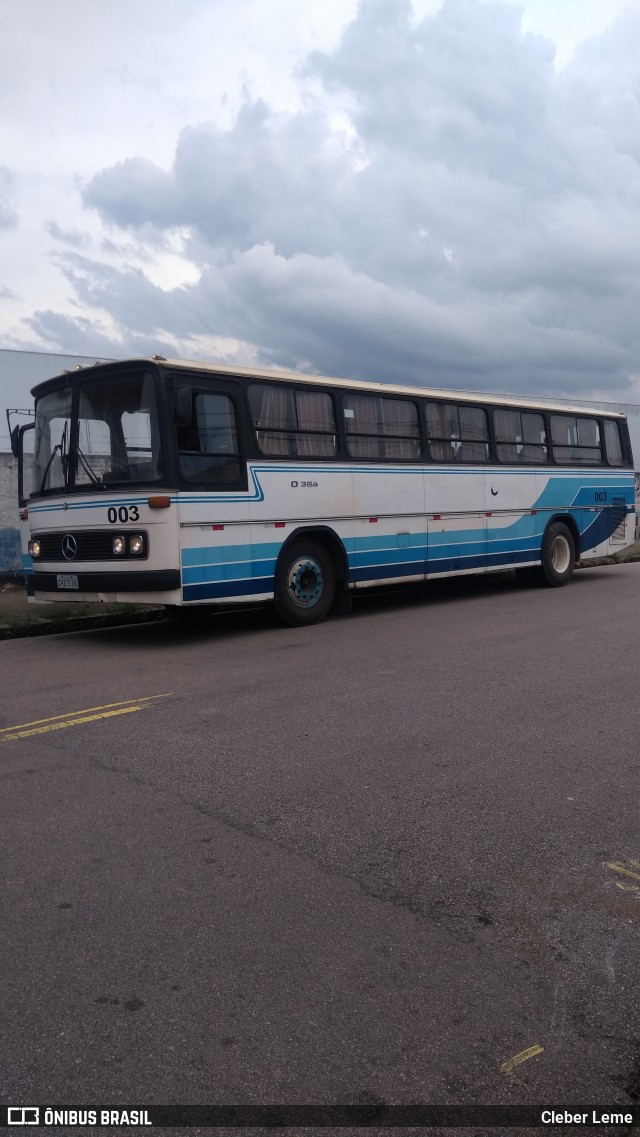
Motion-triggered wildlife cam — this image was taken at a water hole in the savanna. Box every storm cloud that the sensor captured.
[33,0,640,398]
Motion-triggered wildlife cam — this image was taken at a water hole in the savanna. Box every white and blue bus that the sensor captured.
[10,356,635,625]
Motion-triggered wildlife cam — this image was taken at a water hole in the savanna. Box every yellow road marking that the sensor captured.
[603,861,640,884]
[500,1044,544,1074]
[0,694,172,743]
[2,707,147,741]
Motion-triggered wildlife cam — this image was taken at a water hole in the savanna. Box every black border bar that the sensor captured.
[30,570,180,593]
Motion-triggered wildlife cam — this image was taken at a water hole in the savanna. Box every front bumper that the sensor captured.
[30,569,181,592]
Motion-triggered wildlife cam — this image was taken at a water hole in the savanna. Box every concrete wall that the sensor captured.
[0,452,21,574]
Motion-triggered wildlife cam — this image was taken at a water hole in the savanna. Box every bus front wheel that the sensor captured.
[274,539,336,626]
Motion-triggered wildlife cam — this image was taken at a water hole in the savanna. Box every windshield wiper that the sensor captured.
[75,442,104,488]
[39,442,62,493]
[39,421,71,494]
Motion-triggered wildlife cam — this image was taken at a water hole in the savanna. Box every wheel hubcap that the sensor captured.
[288,557,324,608]
[551,534,571,574]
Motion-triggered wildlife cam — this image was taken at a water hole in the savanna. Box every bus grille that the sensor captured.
[31,530,146,561]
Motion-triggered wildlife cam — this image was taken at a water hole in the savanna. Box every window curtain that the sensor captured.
[382,400,420,460]
[456,407,488,461]
[345,396,380,459]
[426,403,453,461]
[252,385,292,455]
[295,391,336,457]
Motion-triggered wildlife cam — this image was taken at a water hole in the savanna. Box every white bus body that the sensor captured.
[18,358,635,625]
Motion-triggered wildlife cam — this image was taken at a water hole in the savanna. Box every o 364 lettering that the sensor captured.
[290,481,318,488]
[107,505,140,523]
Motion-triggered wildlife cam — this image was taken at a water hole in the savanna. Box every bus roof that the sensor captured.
[36,355,628,420]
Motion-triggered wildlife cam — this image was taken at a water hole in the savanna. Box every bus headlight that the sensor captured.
[29,539,41,557]
[129,534,144,555]
[113,535,126,555]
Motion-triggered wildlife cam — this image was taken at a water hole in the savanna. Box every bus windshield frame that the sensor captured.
[30,368,164,498]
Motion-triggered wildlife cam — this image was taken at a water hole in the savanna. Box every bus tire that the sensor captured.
[539,521,576,587]
[274,538,336,626]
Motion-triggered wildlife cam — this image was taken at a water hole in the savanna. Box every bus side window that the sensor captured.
[176,390,241,482]
[494,410,547,463]
[604,420,624,466]
[551,415,602,464]
[426,403,489,462]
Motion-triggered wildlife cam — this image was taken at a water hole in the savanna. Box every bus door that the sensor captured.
[344,394,426,587]
[9,419,36,595]
[426,467,487,576]
[174,380,253,604]
[425,403,489,576]
[487,410,549,569]
[484,469,538,571]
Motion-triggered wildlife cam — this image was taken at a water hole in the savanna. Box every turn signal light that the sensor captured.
[147,495,170,509]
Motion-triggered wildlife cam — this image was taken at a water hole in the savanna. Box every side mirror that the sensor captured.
[175,387,192,426]
[10,424,20,458]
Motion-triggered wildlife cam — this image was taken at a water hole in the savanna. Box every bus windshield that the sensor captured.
[32,370,163,496]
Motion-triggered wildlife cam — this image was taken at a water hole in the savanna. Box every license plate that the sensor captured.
[56,573,79,590]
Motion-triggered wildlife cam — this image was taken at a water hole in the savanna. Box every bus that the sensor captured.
[10,356,635,626]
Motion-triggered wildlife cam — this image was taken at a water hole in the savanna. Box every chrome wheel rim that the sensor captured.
[551,534,571,575]
[287,556,324,608]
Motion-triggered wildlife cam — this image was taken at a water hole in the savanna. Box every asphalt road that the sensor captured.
[1,566,639,1123]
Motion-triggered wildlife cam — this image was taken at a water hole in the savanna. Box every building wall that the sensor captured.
[0,453,21,574]
[1,348,110,575]
[1,347,114,450]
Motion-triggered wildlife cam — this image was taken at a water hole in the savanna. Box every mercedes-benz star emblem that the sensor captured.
[61,534,77,560]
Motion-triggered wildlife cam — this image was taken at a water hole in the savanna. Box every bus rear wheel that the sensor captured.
[274,539,336,626]
[517,522,576,588]
[541,521,575,586]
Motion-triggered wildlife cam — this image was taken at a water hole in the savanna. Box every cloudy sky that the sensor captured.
[2,0,640,406]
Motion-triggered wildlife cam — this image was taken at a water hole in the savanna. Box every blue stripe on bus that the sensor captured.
[349,561,427,583]
[180,503,625,593]
[342,532,426,553]
[181,542,283,568]
[348,549,427,569]
[182,558,276,585]
[179,517,624,601]
[182,577,273,602]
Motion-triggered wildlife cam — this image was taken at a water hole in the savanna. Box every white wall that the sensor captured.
[0,453,21,573]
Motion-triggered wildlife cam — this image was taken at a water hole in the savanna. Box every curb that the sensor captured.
[577,549,640,569]
[0,607,165,642]
[2,551,640,641]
